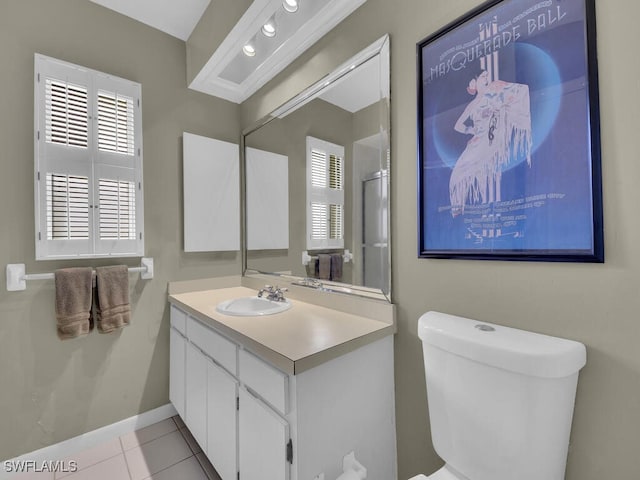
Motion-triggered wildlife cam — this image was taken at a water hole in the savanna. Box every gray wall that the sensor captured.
[3,1,640,479]
[0,0,240,459]
[241,0,640,479]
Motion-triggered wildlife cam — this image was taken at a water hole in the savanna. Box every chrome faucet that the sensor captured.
[257,285,288,302]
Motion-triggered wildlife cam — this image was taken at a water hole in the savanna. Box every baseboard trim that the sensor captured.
[1,403,177,479]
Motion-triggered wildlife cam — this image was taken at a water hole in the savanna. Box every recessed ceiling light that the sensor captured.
[262,20,276,37]
[243,43,256,57]
[283,0,299,13]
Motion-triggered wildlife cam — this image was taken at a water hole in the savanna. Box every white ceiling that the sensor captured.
[319,55,380,113]
[89,0,210,41]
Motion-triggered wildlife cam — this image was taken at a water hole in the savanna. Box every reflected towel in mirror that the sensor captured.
[330,253,343,281]
[318,254,331,280]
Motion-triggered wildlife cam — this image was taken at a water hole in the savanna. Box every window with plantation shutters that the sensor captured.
[34,54,144,260]
[306,136,344,250]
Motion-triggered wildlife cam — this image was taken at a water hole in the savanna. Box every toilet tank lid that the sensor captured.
[418,311,586,378]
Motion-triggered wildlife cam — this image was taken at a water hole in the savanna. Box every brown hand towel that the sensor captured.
[330,253,343,281]
[55,267,93,340]
[95,265,131,334]
[318,254,331,280]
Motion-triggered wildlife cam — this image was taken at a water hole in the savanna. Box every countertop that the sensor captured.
[169,286,395,375]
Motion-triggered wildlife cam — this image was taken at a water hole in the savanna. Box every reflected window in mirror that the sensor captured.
[307,136,345,250]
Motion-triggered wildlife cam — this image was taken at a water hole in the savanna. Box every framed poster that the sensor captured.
[417,0,603,262]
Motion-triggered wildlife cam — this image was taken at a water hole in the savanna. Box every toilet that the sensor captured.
[412,311,586,480]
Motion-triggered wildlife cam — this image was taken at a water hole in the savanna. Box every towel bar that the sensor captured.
[6,257,154,292]
[301,250,352,266]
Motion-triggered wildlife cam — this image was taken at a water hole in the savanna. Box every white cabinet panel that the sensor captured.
[239,388,290,480]
[239,348,288,415]
[169,327,186,419]
[183,132,240,252]
[185,342,208,452]
[207,359,238,480]
[246,147,289,250]
[170,304,187,335]
[187,316,237,375]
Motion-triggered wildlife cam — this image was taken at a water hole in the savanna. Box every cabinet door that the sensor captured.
[207,360,238,480]
[169,327,186,419]
[238,388,290,480]
[185,342,207,452]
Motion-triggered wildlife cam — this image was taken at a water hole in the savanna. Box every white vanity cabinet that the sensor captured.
[172,307,292,480]
[169,302,397,480]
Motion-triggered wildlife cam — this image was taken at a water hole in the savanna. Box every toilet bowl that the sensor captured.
[413,311,586,480]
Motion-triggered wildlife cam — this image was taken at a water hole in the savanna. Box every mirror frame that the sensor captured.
[240,34,392,302]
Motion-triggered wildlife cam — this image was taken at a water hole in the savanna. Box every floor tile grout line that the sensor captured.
[120,426,180,453]
[53,442,125,480]
[56,452,129,480]
[125,429,195,480]
[140,453,198,480]
[194,454,217,480]
[171,417,181,429]
[177,428,203,456]
[119,437,134,480]
[45,419,196,480]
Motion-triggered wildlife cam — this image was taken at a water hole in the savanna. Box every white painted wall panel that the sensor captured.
[183,132,240,252]
[246,147,289,250]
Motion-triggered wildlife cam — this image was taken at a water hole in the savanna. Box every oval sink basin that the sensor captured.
[216,296,291,317]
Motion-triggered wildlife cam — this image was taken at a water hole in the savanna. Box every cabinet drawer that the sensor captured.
[187,316,237,375]
[239,349,288,415]
[170,305,187,335]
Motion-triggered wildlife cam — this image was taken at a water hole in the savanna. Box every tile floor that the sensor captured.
[15,416,222,480]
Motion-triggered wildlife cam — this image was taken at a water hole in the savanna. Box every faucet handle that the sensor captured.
[270,286,288,302]
[257,284,273,298]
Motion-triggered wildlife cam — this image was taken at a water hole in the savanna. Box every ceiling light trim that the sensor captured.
[189,0,368,104]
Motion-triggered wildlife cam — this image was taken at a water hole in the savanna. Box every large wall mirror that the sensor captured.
[242,35,391,302]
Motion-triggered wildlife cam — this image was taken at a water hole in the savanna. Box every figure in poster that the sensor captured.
[449,69,533,216]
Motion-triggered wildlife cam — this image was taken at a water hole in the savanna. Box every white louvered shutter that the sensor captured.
[94,72,143,256]
[306,137,344,250]
[35,54,143,260]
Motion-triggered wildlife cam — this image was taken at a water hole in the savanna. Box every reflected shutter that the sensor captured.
[306,137,345,250]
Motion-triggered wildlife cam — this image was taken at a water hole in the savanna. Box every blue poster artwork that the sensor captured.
[418,0,602,261]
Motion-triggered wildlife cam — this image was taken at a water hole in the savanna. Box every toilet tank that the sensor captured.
[418,312,586,480]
